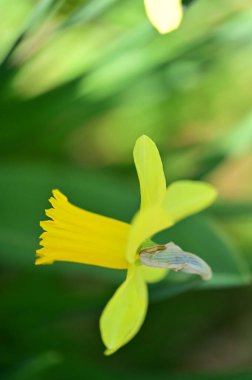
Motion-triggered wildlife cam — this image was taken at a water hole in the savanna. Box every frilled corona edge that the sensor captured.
[36,190,130,269]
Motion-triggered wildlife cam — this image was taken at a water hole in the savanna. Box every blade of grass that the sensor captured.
[58,0,118,31]
[0,0,64,69]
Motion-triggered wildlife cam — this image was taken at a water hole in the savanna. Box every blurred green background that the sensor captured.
[1,0,252,379]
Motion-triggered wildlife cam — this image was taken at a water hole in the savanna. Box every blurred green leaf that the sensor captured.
[217,111,252,158]
[0,0,62,69]
[211,201,252,218]
[2,352,62,380]
[58,0,118,30]
[1,0,252,167]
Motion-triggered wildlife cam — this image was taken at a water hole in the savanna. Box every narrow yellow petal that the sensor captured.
[100,265,148,355]
[126,206,173,263]
[134,135,166,210]
[36,190,130,269]
[144,0,183,34]
[163,181,218,223]
[140,266,168,283]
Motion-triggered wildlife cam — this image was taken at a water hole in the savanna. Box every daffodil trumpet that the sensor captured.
[36,135,217,355]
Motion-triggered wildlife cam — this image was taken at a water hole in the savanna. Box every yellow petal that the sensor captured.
[36,190,130,269]
[126,205,173,263]
[100,265,147,355]
[163,181,218,223]
[144,0,183,34]
[140,266,168,283]
[126,181,217,263]
[134,135,166,210]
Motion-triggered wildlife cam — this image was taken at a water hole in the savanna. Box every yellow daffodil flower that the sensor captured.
[144,0,183,34]
[36,135,217,355]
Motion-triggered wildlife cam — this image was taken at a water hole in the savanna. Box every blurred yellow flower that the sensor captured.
[36,135,217,355]
[144,0,183,34]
